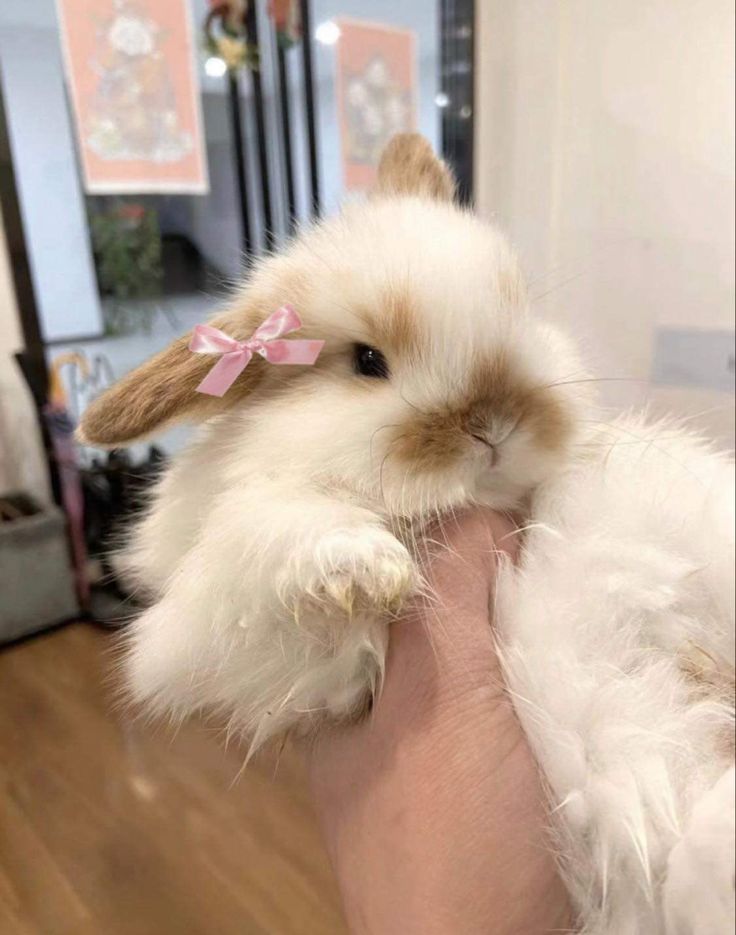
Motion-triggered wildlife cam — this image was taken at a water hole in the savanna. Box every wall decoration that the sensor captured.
[89,202,163,334]
[203,0,257,73]
[56,0,208,194]
[268,0,301,47]
[335,19,416,192]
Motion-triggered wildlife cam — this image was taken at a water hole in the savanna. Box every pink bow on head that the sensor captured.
[188,304,324,397]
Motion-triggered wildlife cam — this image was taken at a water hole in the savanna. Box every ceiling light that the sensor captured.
[315,21,341,45]
[204,56,227,78]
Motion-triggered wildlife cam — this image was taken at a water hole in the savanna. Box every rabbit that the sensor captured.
[80,134,734,934]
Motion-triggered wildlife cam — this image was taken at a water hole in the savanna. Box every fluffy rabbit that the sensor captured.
[81,134,734,933]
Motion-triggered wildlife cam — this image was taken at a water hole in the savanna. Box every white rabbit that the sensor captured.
[80,134,734,934]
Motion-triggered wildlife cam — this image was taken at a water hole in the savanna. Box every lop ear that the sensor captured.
[374,133,455,202]
[78,308,262,447]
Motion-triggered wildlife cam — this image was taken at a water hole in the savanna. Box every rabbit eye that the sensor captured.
[354,344,389,379]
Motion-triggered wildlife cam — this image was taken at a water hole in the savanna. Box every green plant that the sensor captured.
[90,202,164,335]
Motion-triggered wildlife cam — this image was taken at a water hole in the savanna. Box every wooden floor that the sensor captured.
[0,622,346,935]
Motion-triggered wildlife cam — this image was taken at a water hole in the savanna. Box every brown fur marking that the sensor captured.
[392,353,574,472]
[79,305,266,446]
[375,133,455,203]
[356,286,420,359]
[679,644,736,703]
[679,644,736,757]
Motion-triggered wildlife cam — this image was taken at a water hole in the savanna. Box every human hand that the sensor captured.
[308,509,571,935]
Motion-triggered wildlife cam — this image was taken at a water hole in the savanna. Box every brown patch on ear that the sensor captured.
[375,133,455,202]
[78,308,264,447]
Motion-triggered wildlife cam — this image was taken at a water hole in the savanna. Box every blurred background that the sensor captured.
[0,1,733,932]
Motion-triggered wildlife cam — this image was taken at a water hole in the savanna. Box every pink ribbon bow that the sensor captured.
[188,304,324,397]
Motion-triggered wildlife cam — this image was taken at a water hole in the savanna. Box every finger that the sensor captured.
[388,508,519,677]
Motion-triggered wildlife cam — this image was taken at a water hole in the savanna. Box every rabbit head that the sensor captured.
[81,134,589,523]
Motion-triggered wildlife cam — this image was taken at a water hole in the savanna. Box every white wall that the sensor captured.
[0,207,51,503]
[475,0,735,445]
[0,15,103,341]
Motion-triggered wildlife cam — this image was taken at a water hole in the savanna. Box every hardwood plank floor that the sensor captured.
[0,623,346,935]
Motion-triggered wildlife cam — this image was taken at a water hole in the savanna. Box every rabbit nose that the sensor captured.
[470,432,499,467]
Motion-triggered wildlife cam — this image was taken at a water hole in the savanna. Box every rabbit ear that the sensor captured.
[375,133,456,202]
[78,309,263,447]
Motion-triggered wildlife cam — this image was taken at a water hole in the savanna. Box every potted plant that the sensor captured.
[90,201,164,335]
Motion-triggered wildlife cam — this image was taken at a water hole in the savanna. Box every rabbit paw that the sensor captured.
[290,527,419,617]
[662,765,735,935]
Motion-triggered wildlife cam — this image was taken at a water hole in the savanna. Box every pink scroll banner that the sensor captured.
[56,0,209,194]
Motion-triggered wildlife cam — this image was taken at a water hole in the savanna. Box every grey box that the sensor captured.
[0,504,79,643]
[652,328,736,394]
